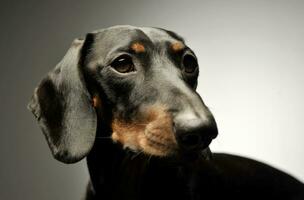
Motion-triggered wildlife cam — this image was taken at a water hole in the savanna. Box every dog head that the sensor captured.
[28,25,218,163]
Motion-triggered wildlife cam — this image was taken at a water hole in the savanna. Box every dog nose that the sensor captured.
[174,118,218,150]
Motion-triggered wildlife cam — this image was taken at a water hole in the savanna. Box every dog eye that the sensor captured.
[110,55,135,73]
[182,54,198,74]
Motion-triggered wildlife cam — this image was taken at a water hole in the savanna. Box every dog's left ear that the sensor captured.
[28,38,97,164]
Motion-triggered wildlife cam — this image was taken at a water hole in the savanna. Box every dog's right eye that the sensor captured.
[110,55,135,73]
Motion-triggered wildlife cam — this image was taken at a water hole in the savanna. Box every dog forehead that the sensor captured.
[91,26,183,51]
[92,26,144,51]
[138,27,183,43]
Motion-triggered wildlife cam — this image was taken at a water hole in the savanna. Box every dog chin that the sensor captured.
[112,130,212,162]
[111,130,176,157]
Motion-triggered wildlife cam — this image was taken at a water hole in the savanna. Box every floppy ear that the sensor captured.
[28,38,97,163]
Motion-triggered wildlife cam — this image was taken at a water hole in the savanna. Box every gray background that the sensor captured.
[0,0,303,199]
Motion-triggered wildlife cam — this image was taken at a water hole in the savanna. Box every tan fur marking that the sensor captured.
[171,42,184,52]
[111,105,177,156]
[131,42,145,53]
[92,95,101,108]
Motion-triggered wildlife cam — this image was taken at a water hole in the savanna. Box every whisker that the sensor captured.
[131,150,144,160]
[147,155,152,165]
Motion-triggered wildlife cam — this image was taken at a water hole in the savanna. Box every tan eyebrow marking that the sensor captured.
[171,42,185,52]
[131,42,145,53]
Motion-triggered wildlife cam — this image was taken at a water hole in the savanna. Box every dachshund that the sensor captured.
[28,25,304,200]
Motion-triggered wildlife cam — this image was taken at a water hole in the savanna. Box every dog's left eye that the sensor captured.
[182,54,198,74]
[110,55,135,73]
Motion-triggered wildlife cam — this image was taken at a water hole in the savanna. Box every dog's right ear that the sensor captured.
[28,36,98,164]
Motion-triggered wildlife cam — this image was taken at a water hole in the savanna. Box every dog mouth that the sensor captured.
[111,105,179,157]
[140,127,178,156]
[112,128,177,157]
[111,105,212,159]
[144,130,176,149]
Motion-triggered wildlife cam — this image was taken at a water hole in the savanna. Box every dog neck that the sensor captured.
[86,129,216,200]
[87,139,146,199]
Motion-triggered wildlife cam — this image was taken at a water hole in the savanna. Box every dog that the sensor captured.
[28,25,304,200]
